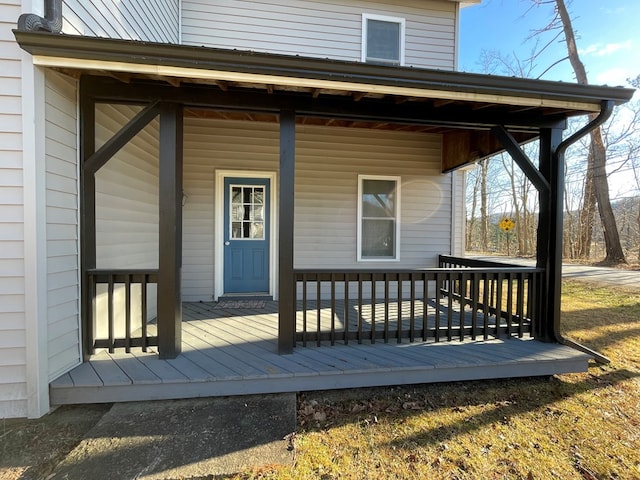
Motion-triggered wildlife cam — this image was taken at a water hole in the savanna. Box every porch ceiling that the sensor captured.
[14,30,635,170]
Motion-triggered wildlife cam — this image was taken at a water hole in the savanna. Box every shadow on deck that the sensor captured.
[50,301,590,406]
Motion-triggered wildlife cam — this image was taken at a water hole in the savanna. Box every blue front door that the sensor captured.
[223,177,270,293]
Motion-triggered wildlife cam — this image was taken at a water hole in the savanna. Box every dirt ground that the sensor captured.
[0,404,111,480]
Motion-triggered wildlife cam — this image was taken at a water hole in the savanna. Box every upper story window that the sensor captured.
[357,175,401,261]
[361,14,406,66]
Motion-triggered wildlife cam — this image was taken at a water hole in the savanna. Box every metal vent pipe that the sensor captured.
[18,0,62,33]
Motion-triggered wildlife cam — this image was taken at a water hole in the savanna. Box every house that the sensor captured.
[1,0,633,418]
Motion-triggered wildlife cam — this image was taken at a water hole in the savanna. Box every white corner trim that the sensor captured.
[22,54,50,418]
[213,170,278,301]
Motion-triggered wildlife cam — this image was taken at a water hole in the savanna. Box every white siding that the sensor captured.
[295,124,448,268]
[182,118,449,301]
[182,0,457,70]
[451,169,466,256]
[0,0,27,418]
[44,70,80,380]
[183,118,279,301]
[95,104,159,335]
[62,0,180,43]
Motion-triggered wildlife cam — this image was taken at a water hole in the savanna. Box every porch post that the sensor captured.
[157,102,184,358]
[279,109,296,354]
[79,87,96,359]
[536,127,564,342]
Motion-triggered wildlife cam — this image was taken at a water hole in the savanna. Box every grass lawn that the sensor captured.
[235,281,640,479]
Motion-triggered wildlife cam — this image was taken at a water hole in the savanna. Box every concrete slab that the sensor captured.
[49,394,296,480]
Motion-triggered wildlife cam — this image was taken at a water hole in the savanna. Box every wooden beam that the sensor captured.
[79,84,96,358]
[312,88,321,99]
[266,84,274,94]
[279,109,296,355]
[491,126,550,193]
[157,102,184,359]
[84,99,161,174]
[164,77,181,88]
[535,128,564,342]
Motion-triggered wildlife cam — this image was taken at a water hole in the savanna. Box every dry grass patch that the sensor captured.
[232,281,640,480]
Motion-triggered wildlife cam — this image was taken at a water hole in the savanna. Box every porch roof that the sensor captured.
[14,30,635,170]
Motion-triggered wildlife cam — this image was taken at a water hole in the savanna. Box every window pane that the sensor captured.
[251,205,264,221]
[362,219,395,257]
[252,189,264,205]
[231,187,242,203]
[250,222,264,239]
[362,179,395,218]
[367,19,400,63]
[231,222,242,239]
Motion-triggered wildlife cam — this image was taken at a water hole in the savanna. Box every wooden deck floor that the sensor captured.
[50,302,591,406]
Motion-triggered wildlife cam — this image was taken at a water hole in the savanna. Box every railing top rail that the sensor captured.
[294,267,544,275]
[439,254,535,269]
[87,268,160,275]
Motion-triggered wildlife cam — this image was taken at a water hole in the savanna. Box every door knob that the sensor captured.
[224,241,230,246]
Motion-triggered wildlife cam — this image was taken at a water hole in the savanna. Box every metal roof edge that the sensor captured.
[13,30,636,107]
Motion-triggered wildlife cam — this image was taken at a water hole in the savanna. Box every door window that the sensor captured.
[230,185,265,240]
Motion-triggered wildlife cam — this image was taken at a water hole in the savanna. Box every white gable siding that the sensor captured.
[0,0,27,418]
[44,70,80,380]
[182,0,456,70]
[182,118,448,301]
[62,0,180,43]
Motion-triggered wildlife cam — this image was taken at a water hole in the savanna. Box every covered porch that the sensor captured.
[50,296,590,406]
[12,31,634,406]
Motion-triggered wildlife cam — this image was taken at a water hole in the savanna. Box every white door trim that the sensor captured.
[214,170,278,301]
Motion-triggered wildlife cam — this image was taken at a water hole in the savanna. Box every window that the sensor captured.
[358,176,400,261]
[230,185,265,240]
[361,14,405,66]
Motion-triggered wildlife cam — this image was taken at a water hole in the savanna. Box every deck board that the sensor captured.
[50,301,591,406]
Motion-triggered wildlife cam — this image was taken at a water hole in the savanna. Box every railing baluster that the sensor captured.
[141,274,148,352]
[316,276,321,347]
[107,274,115,353]
[460,272,467,341]
[447,272,453,342]
[125,274,131,353]
[517,273,525,338]
[483,272,490,337]
[302,273,307,347]
[409,273,416,342]
[506,273,514,337]
[471,272,479,340]
[371,275,376,344]
[344,275,349,345]
[495,272,503,339]
[358,274,363,344]
[435,273,442,342]
[397,275,402,343]
[88,272,96,355]
[330,273,336,346]
[422,273,428,342]
[384,273,390,343]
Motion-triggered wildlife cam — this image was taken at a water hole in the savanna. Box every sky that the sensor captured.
[459,0,640,87]
[459,0,640,200]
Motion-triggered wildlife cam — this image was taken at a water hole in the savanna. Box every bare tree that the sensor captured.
[531,0,627,264]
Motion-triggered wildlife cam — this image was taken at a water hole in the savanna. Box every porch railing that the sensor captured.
[294,259,543,346]
[86,269,159,354]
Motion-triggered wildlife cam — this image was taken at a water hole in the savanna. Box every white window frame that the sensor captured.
[357,175,401,262]
[361,13,406,66]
